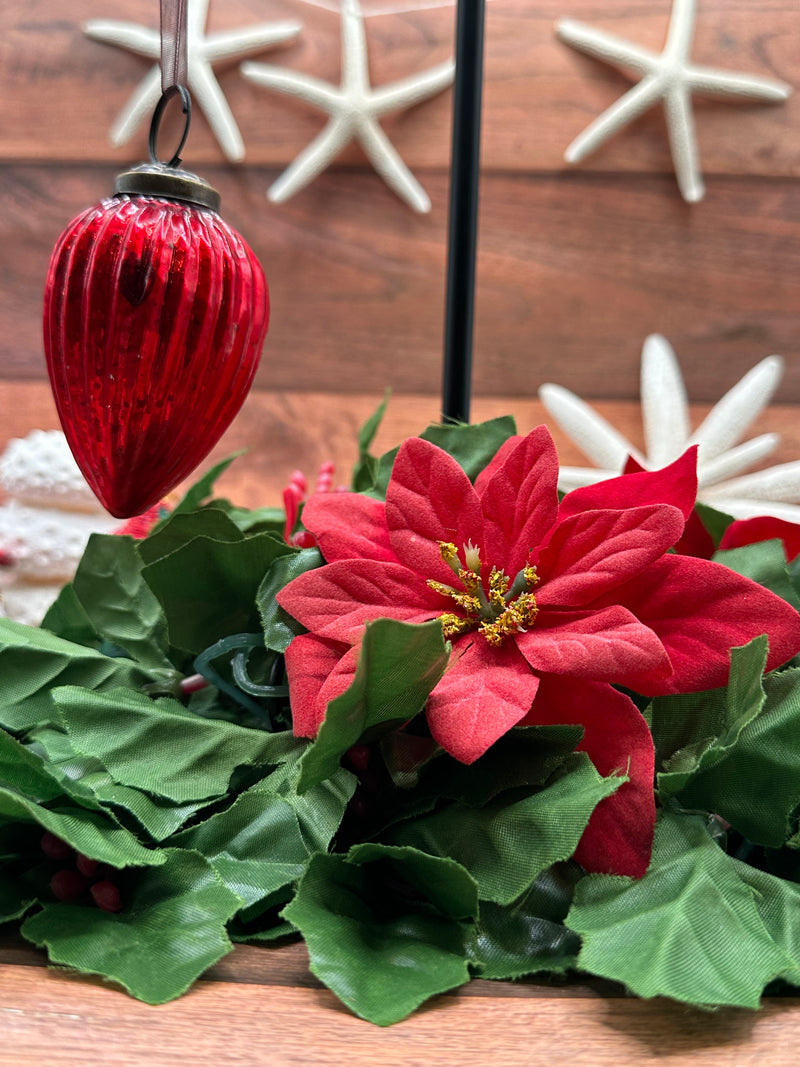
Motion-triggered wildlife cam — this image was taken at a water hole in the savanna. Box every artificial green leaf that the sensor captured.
[266,755,355,853]
[137,508,245,566]
[0,620,159,733]
[0,878,35,924]
[732,859,800,987]
[351,390,390,492]
[53,686,291,804]
[676,666,800,847]
[221,505,285,537]
[568,812,790,1008]
[655,636,768,800]
[169,454,243,517]
[419,416,518,481]
[257,547,324,653]
[472,864,583,980]
[0,790,163,869]
[21,849,241,1004]
[694,502,735,549]
[387,753,621,904]
[714,541,800,610]
[41,583,99,648]
[282,848,475,1024]
[0,729,65,804]
[297,619,449,794]
[67,534,170,669]
[144,533,292,655]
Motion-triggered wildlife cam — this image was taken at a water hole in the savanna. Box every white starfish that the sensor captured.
[83,0,302,161]
[240,0,454,212]
[539,335,800,523]
[556,0,792,202]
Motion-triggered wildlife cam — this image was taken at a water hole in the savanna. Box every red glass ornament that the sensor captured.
[43,164,268,518]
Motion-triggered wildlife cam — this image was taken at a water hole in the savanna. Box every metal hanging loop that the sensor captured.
[148,84,192,169]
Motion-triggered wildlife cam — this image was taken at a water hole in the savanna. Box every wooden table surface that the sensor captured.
[2,382,800,1064]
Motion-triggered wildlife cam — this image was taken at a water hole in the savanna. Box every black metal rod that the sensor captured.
[442,0,486,425]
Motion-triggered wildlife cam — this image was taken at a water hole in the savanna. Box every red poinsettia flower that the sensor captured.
[277,428,800,878]
[719,515,800,562]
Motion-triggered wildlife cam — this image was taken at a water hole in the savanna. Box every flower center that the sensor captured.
[427,541,539,646]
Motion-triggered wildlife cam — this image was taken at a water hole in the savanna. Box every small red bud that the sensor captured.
[76,854,100,879]
[91,881,122,913]
[50,869,88,901]
[41,832,74,862]
[345,744,372,772]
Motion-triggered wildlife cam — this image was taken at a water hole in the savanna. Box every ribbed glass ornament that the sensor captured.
[43,193,268,518]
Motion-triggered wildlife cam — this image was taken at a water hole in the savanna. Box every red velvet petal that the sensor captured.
[720,516,800,563]
[560,447,698,523]
[302,492,398,564]
[523,675,656,878]
[674,509,716,559]
[600,554,800,694]
[536,504,684,608]
[479,426,561,578]
[515,605,672,690]
[425,638,539,764]
[385,437,486,587]
[473,434,524,496]
[276,559,445,644]
[284,635,356,737]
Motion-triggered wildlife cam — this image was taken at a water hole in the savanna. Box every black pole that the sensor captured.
[442,0,486,425]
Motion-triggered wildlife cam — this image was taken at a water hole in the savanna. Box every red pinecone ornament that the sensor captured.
[43,164,269,518]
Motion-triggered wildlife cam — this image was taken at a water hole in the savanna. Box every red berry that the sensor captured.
[76,854,100,878]
[90,881,122,913]
[50,869,88,902]
[345,744,371,772]
[40,832,74,862]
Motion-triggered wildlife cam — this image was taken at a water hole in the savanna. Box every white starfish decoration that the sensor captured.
[556,0,792,202]
[539,335,800,523]
[240,0,454,212]
[83,0,302,161]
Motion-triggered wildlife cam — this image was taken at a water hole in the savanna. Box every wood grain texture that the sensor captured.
[2,381,800,509]
[1,959,799,1067]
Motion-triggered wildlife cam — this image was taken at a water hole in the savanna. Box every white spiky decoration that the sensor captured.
[539,335,800,522]
[0,431,118,625]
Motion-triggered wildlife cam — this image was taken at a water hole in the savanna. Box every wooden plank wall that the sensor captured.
[0,0,798,457]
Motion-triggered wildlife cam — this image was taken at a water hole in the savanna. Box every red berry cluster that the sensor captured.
[343,743,380,821]
[40,831,122,913]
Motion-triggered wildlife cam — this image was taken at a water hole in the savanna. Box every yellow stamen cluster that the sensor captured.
[428,541,539,647]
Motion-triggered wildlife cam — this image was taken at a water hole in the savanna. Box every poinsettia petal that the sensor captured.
[559,447,698,523]
[385,437,486,585]
[425,638,539,764]
[599,554,800,694]
[515,605,672,691]
[720,515,800,562]
[285,635,356,737]
[536,504,684,607]
[302,492,398,564]
[277,560,444,644]
[479,426,560,578]
[473,434,524,495]
[523,675,655,878]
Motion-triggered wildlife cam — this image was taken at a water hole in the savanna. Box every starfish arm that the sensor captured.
[706,498,800,524]
[698,434,780,488]
[690,355,784,461]
[203,22,303,63]
[240,61,344,112]
[340,0,372,95]
[83,20,161,60]
[555,18,658,76]
[663,0,697,65]
[189,61,245,161]
[556,466,619,493]
[268,116,354,203]
[369,60,455,115]
[700,461,800,505]
[109,66,162,146]
[538,383,642,470]
[356,118,432,213]
[664,83,704,202]
[640,334,690,468]
[687,64,792,102]
[564,75,664,163]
